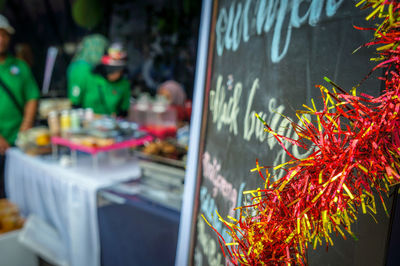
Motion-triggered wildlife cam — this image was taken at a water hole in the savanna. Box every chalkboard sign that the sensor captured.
[176,1,392,265]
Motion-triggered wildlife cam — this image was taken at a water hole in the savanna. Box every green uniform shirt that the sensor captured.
[68,61,130,115]
[0,55,40,145]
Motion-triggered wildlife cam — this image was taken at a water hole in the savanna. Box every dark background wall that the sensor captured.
[0,0,201,98]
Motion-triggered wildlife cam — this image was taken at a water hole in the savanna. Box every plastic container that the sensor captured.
[148,103,176,127]
[60,110,71,135]
[48,111,60,136]
[145,99,177,138]
[83,108,94,128]
[70,110,80,131]
[129,94,150,127]
[77,108,85,127]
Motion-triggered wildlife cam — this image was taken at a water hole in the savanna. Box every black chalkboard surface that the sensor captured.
[177,1,393,265]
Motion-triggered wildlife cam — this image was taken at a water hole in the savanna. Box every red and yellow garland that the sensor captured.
[206,1,400,265]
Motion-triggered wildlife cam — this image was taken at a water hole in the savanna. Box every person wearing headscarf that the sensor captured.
[157,80,191,122]
[157,80,186,106]
[68,42,131,116]
[67,34,108,88]
[71,34,108,66]
[67,34,108,110]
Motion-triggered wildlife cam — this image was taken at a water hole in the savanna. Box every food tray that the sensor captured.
[51,135,153,155]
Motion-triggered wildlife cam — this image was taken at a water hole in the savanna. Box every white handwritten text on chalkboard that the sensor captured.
[216,0,344,62]
[209,75,242,135]
[198,185,240,266]
[209,74,314,179]
[200,186,231,241]
[203,151,238,217]
[196,217,223,266]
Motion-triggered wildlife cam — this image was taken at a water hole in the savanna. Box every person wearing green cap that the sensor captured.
[0,14,40,198]
[68,42,131,116]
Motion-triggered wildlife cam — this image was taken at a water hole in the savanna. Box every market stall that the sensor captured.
[4,106,158,266]
[3,86,191,266]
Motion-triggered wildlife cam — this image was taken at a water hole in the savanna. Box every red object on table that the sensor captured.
[51,135,153,155]
[140,125,177,139]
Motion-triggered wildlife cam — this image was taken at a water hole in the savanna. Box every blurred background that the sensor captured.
[1,0,201,100]
[0,1,202,265]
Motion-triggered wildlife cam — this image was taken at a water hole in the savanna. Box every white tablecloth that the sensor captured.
[5,148,141,266]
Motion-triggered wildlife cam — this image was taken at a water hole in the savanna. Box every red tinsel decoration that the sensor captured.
[206,1,400,265]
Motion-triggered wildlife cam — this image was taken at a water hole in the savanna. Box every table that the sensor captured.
[5,148,141,266]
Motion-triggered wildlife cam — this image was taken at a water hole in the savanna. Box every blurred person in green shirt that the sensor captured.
[68,42,130,117]
[67,34,108,99]
[0,14,40,198]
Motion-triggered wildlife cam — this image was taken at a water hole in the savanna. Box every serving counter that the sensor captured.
[5,147,141,266]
